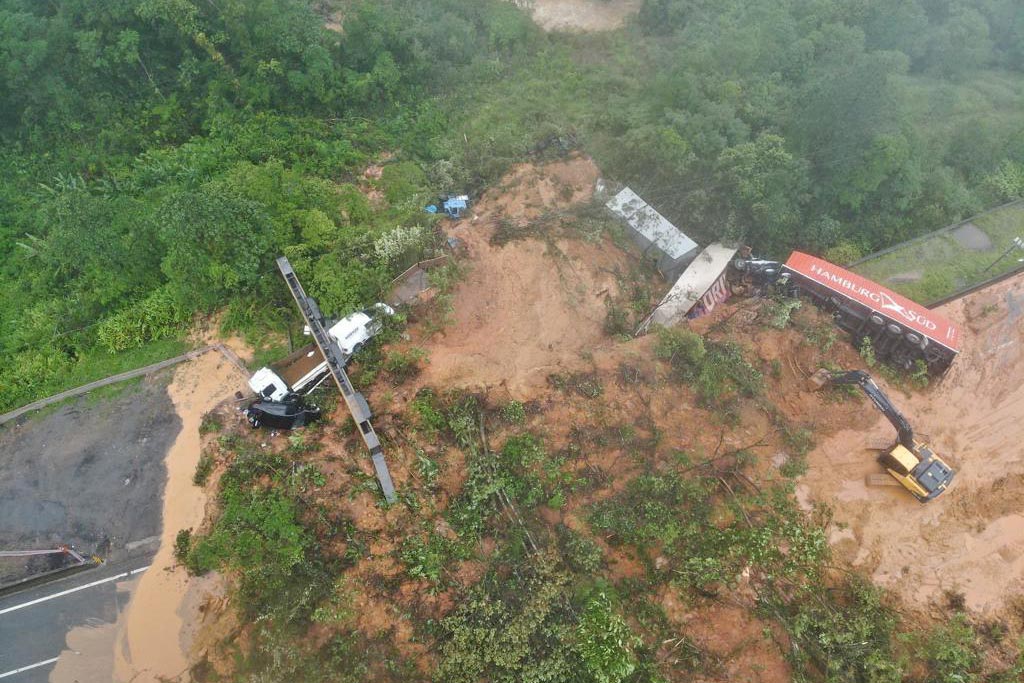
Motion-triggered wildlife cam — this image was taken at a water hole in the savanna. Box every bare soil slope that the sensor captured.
[522,0,642,32]
[800,273,1024,617]
[415,156,635,397]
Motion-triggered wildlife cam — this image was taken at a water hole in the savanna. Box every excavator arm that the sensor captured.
[826,371,915,450]
[815,369,954,502]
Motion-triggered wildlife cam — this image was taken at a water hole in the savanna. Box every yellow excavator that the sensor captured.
[813,370,955,502]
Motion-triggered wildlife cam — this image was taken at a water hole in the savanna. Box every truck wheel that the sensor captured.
[352,342,364,355]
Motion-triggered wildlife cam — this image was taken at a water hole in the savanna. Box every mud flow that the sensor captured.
[801,275,1024,616]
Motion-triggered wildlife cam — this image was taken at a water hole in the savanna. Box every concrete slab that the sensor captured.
[887,271,922,283]
[952,222,993,251]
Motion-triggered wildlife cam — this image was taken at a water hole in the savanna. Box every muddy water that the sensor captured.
[108,350,245,682]
[48,348,246,683]
[48,577,138,682]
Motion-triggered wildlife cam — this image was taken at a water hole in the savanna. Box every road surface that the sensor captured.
[0,554,154,681]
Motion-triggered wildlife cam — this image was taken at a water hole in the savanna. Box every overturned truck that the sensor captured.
[781,252,960,375]
[644,246,961,376]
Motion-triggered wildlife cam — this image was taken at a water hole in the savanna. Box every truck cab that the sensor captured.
[324,303,394,356]
[249,366,292,402]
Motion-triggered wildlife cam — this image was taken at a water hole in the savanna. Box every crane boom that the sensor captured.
[827,370,915,450]
[275,257,397,503]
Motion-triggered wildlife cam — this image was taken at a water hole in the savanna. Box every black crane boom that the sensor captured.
[276,256,396,503]
[827,370,915,450]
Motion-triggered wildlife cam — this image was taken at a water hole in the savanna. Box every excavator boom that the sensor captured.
[820,369,954,502]
[825,371,915,450]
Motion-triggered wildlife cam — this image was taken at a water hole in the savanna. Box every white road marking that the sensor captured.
[0,565,150,616]
[0,657,60,678]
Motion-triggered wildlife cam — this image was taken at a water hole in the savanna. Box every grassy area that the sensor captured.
[0,337,188,415]
[900,70,1024,142]
[851,200,1024,303]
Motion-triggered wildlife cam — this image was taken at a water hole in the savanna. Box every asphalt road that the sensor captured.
[0,372,178,682]
[0,373,178,573]
[0,553,155,681]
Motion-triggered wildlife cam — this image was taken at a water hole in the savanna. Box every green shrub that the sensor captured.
[96,285,191,353]
[859,336,878,368]
[412,389,447,435]
[173,528,193,564]
[604,305,631,336]
[559,528,604,574]
[803,321,838,352]
[193,452,215,486]
[762,296,802,329]
[655,327,706,375]
[447,431,568,540]
[773,577,904,683]
[911,359,930,388]
[199,412,223,435]
[399,531,464,585]
[576,591,640,683]
[549,372,604,398]
[384,347,428,382]
[434,558,578,683]
[664,339,763,408]
[924,614,982,683]
[184,452,335,624]
[500,400,526,425]
[380,161,429,204]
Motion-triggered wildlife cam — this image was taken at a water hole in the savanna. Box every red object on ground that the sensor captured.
[784,251,961,352]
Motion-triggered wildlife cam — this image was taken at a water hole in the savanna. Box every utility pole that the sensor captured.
[983,236,1024,273]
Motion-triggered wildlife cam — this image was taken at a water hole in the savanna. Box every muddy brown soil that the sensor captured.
[523,0,642,32]
[413,155,637,398]
[800,274,1024,617]
[111,348,248,682]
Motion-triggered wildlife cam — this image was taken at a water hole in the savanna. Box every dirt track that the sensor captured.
[800,273,1024,617]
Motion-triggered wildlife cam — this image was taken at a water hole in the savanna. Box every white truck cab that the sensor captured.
[249,366,292,402]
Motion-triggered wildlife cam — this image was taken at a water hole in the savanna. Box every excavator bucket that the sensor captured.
[809,368,832,390]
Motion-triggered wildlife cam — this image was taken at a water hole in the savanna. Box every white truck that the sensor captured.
[248,304,393,402]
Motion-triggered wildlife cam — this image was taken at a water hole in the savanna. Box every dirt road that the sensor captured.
[800,273,1024,617]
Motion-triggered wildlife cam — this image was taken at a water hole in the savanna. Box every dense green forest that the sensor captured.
[2,0,1024,410]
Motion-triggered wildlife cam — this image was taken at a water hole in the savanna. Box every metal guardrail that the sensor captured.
[275,257,397,503]
[925,262,1024,309]
[0,344,249,426]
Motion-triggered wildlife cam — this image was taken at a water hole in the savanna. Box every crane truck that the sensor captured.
[814,369,955,502]
[244,303,394,430]
[248,303,394,403]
